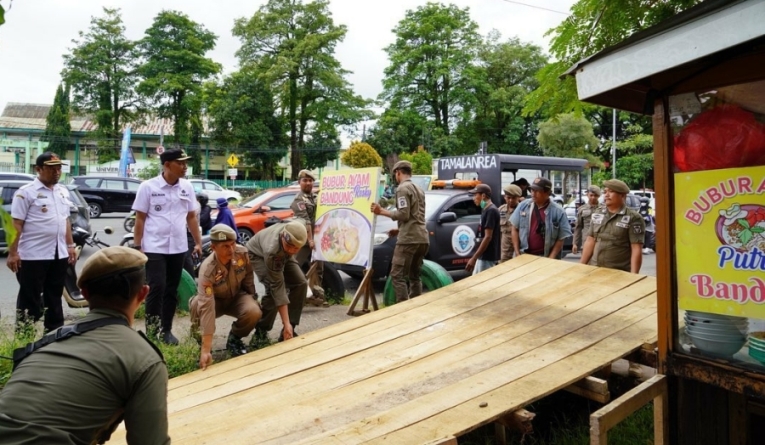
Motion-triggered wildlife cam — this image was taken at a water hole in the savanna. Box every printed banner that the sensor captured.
[315,168,381,268]
[675,165,765,317]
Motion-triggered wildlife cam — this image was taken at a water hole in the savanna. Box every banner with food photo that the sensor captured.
[314,168,381,268]
[675,165,765,318]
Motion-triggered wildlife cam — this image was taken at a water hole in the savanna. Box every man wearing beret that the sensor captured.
[132,147,203,345]
[467,183,501,274]
[0,246,170,445]
[580,179,645,273]
[7,152,77,334]
[370,160,429,303]
[290,169,326,307]
[499,184,522,263]
[572,185,602,255]
[191,224,262,368]
[247,220,308,345]
[510,177,572,259]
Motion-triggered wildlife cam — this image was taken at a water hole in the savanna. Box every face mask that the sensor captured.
[480,200,487,209]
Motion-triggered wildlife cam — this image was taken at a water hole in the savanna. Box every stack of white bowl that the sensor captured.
[685,311,747,356]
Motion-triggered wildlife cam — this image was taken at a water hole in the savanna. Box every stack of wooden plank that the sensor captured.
[111,255,657,445]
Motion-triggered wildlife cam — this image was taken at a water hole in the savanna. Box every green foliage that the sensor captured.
[41,84,72,158]
[537,114,601,162]
[341,141,383,168]
[0,321,39,389]
[62,8,140,163]
[524,0,701,117]
[0,3,5,26]
[366,108,429,159]
[399,147,433,175]
[204,68,286,180]
[233,0,372,179]
[149,337,201,379]
[303,125,341,170]
[0,202,17,251]
[138,10,221,146]
[137,161,160,180]
[381,3,481,139]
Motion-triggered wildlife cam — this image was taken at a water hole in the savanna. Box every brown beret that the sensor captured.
[603,179,630,194]
[283,220,308,248]
[503,184,522,197]
[78,246,147,288]
[392,160,412,172]
[210,224,237,242]
[298,169,316,181]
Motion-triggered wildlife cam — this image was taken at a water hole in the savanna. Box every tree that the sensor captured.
[303,124,341,170]
[0,2,6,27]
[381,3,481,141]
[41,84,72,158]
[204,69,286,179]
[537,113,601,198]
[138,10,221,146]
[398,147,433,175]
[614,125,654,188]
[524,0,701,117]
[341,141,383,169]
[62,7,140,162]
[456,32,547,156]
[233,0,371,180]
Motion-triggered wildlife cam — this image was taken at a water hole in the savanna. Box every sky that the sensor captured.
[0,0,576,136]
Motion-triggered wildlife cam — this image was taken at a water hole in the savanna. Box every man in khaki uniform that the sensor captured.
[499,184,522,262]
[247,220,308,345]
[572,185,601,255]
[0,246,169,445]
[191,224,262,368]
[290,169,326,307]
[370,160,429,303]
[580,179,645,273]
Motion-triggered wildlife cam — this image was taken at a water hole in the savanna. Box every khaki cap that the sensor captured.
[503,184,522,197]
[77,246,147,289]
[282,220,308,248]
[298,169,316,181]
[210,224,237,242]
[392,160,412,172]
[603,179,630,194]
[586,185,602,196]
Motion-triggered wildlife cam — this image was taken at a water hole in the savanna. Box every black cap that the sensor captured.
[469,183,492,195]
[529,177,552,192]
[36,152,64,167]
[160,148,191,164]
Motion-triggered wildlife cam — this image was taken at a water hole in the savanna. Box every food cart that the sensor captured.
[567,0,765,442]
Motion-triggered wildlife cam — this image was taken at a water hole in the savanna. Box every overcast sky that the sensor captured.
[0,0,575,131]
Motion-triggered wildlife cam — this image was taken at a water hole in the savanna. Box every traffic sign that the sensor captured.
[156,145,165,155]
[228,168,238,179]
[227,154,239,167]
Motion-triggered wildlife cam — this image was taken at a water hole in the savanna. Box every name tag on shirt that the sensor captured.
[616,222,629,229]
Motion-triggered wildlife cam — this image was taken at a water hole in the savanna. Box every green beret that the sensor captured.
[78,246,147,288]
[210,224,237,242]
[603,179,630,194]
[283,220,307,248]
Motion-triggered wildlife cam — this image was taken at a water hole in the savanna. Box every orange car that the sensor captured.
[230,186,305,243]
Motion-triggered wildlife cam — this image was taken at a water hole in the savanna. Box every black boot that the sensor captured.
[226,332,247,357]
[249,328,271,350]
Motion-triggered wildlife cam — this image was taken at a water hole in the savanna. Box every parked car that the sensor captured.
[337,188,574,280]
[631,189,655,200]
[231,187,304,243]
[598,193,642,211]
[1,180,91,251]
[70,176,142,218]
[189,179,242,208]
[0,173,36,181]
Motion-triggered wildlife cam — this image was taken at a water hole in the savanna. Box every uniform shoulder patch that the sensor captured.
[297,202,306,210]
[633,224,644,234]
[397,196,408,208]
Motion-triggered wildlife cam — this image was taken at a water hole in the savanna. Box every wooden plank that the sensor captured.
[164,281,656,444]
[319,313,659,445]
[165,273,653,443]
[564,384,611,404]
[290,298,658,445]
[590,375,667,434]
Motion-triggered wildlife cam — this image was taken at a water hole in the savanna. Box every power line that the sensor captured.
[496,0,570,16]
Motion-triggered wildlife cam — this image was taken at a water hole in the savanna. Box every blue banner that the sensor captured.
[118,127,132,177]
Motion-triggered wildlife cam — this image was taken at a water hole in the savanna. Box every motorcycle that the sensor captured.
[63,225,113,308]
[124,210,136,233]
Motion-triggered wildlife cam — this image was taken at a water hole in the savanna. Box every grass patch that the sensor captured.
[0,320,40,389]
[149,336,203,378]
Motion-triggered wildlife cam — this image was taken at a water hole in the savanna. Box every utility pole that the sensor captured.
[612,108,617,179]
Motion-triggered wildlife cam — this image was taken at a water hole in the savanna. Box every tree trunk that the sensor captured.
[289,72,300,180]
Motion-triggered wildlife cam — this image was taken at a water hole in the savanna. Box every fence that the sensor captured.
[0,162,26,173]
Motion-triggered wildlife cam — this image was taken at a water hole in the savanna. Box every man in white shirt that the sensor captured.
[7,152,77,334]
[132,148,202,344]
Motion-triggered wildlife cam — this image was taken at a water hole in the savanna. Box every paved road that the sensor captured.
[0,213,657,338]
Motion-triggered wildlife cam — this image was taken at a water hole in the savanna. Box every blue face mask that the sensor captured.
[480,200,487,209]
